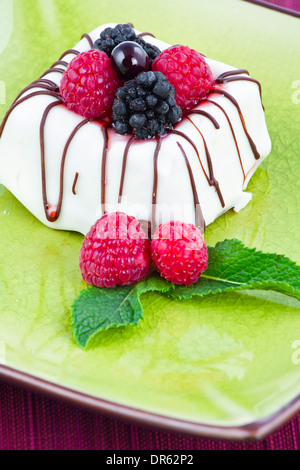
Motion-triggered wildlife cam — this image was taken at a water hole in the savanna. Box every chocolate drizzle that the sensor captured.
[208,87,261,160]
[118,135,135,204]
[50,60,68,69]
[40,100,63,222]
[81,33,94,49]
[40,67,66,79]
[59,49,80,61]
[206,98,246,181]
[151,136,163,229]
[72,172,79,195]
[0,90,61,138]
[177,142,206,234]
[0,35,266,234]
[54,119,90,219]
[187,109,220,129]
[217,69,263,106]
[11,80,59,105]
[137,32,156,38]
[100,125,110,214]
[170,128,225,208]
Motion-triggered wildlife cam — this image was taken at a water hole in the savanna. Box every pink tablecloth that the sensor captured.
[0,0,299,451]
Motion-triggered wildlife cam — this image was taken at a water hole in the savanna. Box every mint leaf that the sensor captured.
[72,272,173,348]
[168,239,300,301]
[72,239,300,348]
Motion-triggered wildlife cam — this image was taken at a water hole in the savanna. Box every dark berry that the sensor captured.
[94,24,136,56]
[168,106,182,123]
[136,71,156,88]
[93,24,161,67]
[145,94,158,108]
[114,120,130,134]
[129,113,147,129]
[152,73,172,98]
[112,71,182,139]
[115,87,127,100]
[113,100,127,115]
[156,101,169,115]
[111,41,150,80]
[129,98,147,112]
[135,37,161,67]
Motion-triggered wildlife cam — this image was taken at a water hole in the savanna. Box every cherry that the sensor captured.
[110,41,150,80]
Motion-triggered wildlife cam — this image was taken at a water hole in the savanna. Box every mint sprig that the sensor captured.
[72,239,300,348]
[169,239,300,301]
[72,272,173,348]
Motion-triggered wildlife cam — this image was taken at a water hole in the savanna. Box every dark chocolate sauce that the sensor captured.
[217,69,249,80]
[81,33,94,49]
[72,172,79,195]
[177,142,205,234]
[170,129,208,181]
[54,119,90,218]
[186,117,225,207]
[0,90,61,138]
[187,109,220,129]
[151,136,163,229]
[40,100,63,222]
[137,32,156,38]
[208,87,261,160]
[118,135,135,204]
[138,219,152,239]
[50,60,68,69]
[39,67,66,79]
[216,69,263,106]
[59,49,80,61]
[205,98,246,181]
[12,81,59,105]
[31,78,58,88]
[170,128,225,208]
[40,107,91,221]
[100,124,110,214]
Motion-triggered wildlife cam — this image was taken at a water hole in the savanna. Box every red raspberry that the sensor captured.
[79,212,151,288]
[151,221,208,285]
[152,45,214,112]
[60,49,122,120]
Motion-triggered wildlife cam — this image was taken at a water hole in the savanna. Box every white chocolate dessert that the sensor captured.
[0,24,271,236]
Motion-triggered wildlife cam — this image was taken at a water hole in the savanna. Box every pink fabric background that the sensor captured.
[0,0,299,451]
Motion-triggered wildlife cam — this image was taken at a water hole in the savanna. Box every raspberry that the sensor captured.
[60,49,122,120]
[152,45,214,112]
[79,212,151,288]
[151,221,208,285]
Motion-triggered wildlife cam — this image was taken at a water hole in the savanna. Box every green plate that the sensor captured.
[0,0,300,440]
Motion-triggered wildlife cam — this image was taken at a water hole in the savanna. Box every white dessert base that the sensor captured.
[0,24,271,235]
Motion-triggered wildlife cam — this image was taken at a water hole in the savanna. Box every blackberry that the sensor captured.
[112,71,182,139]
[135,36,161,67]
[94,24,161,67]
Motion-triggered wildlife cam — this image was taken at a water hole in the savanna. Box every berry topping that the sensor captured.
[79,212,151,288]
[60,49,122,120]
[152,45,214,112]
[151,221,208,285]
[94,24,161,67]
[112,71,182,139]
[111,41,150,80]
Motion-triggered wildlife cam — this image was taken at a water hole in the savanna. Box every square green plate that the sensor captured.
[0,0,300,440]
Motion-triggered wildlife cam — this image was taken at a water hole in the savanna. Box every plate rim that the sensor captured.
[242,0,300,18]
[1,363,300,441]
[1,0,300,442]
